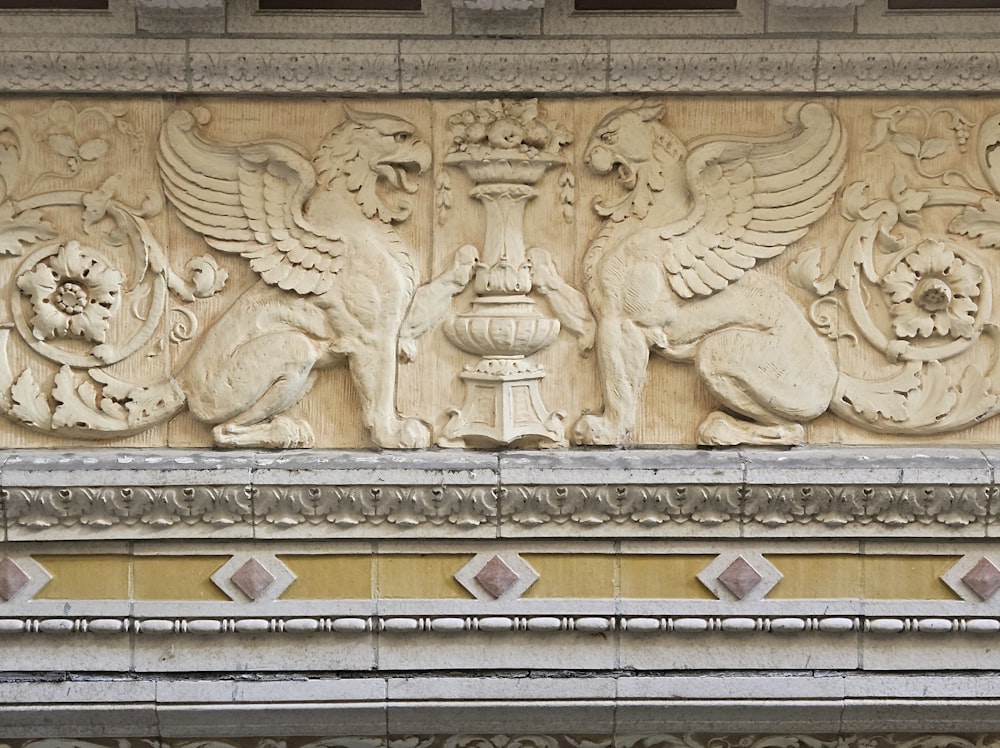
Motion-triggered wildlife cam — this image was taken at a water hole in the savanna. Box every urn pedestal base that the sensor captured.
[439,357,566,448]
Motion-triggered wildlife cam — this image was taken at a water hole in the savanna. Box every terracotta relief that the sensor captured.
[574,101,845,446]
[2,97,1000,448]
[437,99,588,447]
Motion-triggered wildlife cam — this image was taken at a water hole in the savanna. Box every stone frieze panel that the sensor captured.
[4,96,1000,447]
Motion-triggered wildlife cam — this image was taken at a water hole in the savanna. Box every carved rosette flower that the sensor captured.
[17,240,124,344]
[880,240,983,340]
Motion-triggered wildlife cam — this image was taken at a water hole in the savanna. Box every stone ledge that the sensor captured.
[0,447,995,539]
[4,674,1000,737]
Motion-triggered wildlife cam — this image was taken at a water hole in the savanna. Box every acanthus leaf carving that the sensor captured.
[0,470,992,535]
[950,198,1000,248]
[0,200,55,256]
[253,484,498,529]
[802,105,1000,435]
[9,732,1000,748]
[5,484,252,529]
[0,109,22,203]
[8,364,52,430]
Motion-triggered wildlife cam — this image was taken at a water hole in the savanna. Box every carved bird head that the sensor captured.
[585,101,688,222]
[313,105,432,223]
[585,101,685,187]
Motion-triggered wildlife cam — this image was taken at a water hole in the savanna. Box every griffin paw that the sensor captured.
[213,416,315,449]
[571,414,623,446]
[374,417,431,449]
[696,411,803,447]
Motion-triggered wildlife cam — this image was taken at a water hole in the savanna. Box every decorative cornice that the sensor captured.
[1,448,997,539]
[817,50,1000,92]
[1,37,1000,93]
[608,41,818,93]
[0,49,187,93]
[399,40,607,93]
[188,40,401,94]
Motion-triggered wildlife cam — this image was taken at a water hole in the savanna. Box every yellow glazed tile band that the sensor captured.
[278,555,374,600]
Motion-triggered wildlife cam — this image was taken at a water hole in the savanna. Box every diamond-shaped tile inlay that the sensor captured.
[230,558,277,601]
[455,551,540,601]
[211,553,295,603]
[474,555,520,599]
[0,557,30,602]
[962,557,1000,601]
[697,552,782,603]
[716,556,764,600]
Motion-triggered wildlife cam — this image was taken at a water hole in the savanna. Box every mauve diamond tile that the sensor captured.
[717,556,763,600]
[474,555,520,599]
[963,557,1000,601]
[0,557,30,602]
[230,558,276,601]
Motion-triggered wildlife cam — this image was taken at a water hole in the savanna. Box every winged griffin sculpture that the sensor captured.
[573,101,846,446]
[137,105,440,448]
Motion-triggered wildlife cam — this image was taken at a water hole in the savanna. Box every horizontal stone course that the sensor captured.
[4,674,1000,738]
[0,34,999,93]
[0,447,996,539]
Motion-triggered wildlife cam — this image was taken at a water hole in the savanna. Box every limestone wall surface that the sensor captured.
[2,2,1000,745]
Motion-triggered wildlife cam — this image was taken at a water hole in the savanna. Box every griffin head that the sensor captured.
[313,105,432,223]
[585,101,688,223]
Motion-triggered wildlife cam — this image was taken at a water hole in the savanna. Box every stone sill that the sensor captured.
[1,446,996,540]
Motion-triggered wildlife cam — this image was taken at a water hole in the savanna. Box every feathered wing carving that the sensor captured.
[157,108,345,296]
[661,102,846,299]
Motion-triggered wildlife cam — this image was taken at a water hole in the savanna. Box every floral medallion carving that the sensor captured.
[880,240,984,341]
[17,240,124,345]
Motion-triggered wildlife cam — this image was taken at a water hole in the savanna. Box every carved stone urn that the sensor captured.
[439,100,570,448]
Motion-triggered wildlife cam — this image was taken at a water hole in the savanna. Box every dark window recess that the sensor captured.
[259,0,420,9]
[889,0,1000,7]
[0,0,107,7]
[575,0,736,9]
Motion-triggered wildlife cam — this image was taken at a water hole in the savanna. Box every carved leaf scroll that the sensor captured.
[9,368,51,429]
[0,202,55,256]
[951,198,1000,248]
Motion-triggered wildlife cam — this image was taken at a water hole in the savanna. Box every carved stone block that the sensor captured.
[0,97,1000,450]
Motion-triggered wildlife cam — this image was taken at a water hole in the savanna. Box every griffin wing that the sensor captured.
[157,108,345,296]
[662,102,845,299]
